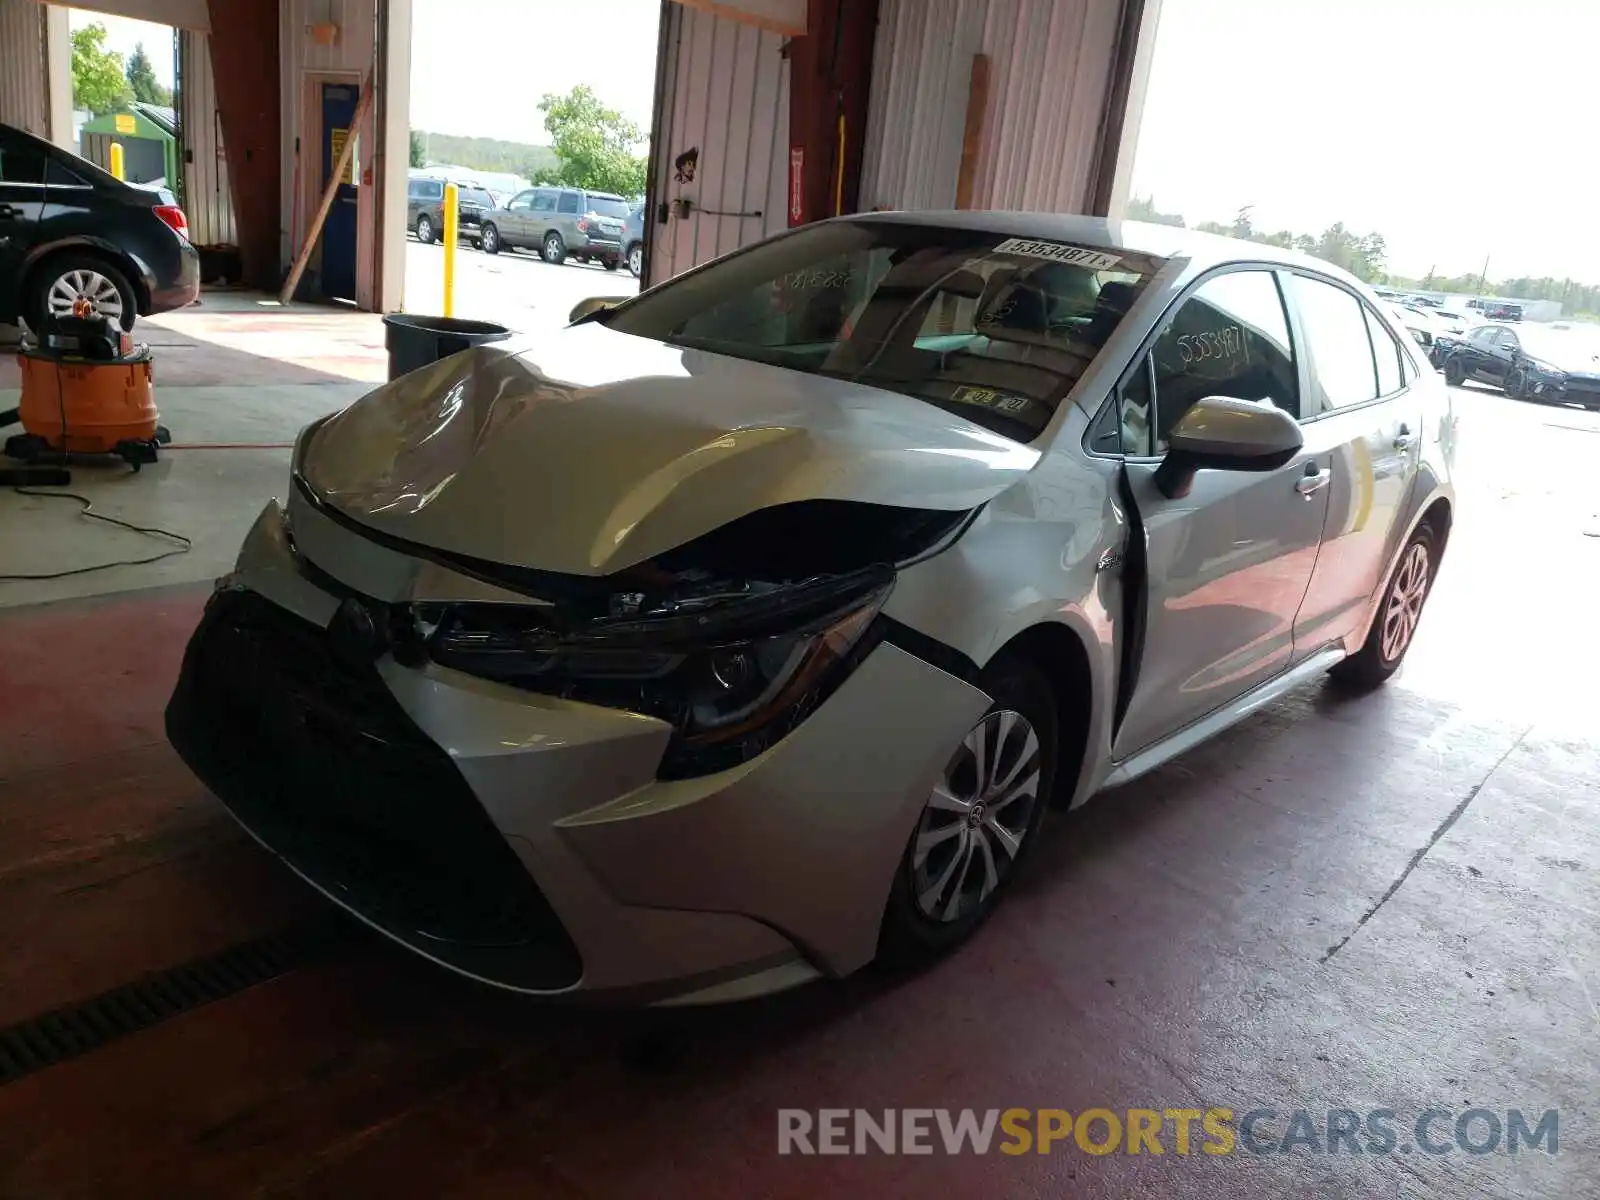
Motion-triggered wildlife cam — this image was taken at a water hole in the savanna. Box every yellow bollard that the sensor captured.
[442,181,458,318]
[109,142,125,181]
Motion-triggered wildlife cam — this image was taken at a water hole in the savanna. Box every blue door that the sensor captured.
[320,82,359,301]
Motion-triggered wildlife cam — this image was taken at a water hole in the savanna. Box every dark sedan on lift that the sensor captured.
[1442,321,1600,408]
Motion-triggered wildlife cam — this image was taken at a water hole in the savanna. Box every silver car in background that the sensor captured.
[166,214,1456,1005]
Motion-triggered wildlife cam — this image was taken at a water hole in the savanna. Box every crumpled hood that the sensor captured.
[299,322,1040,575]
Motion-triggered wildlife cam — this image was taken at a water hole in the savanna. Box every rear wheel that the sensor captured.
[543,232,566,264]
[627,242,643,278]
[1330,525,1436,691]
[879,660,1056,964]
[25,253,137,332]
[603,255,620,272]
[415,214,435,244]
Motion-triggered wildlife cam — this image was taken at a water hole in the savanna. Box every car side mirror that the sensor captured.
[569,296,622,324]
[1153,395,1304,499]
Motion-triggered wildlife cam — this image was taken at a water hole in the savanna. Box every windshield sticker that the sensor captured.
[949,385,1040,417]
[991,238,1123,272]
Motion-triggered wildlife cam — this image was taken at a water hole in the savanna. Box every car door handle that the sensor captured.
[1393,424,1415,451]
[1295,468,1331,498]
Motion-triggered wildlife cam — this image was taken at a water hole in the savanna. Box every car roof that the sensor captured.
[847,209,1357,281]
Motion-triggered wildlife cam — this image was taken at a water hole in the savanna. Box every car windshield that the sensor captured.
[602,220,1164,441]
[588,196,630,219]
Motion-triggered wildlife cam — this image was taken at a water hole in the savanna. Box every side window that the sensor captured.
[509,191,534,211]
[0,135,48,185]
[1286,274,1379,413]
[1363,305,1404,396]
[46,157,85,186]
[1497,329,1519,351]
[1468,325,1499,347]
[558,191,580,214]
[1138,269,1298,453]
[530,191,555,213]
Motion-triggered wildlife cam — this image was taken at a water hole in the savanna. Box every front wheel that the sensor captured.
[543,232,566,264]
[878,660,1057,965]
[480,223,500,254]
[1329,525,1436,691]
[1504,368,1526,400]
[1444,356,1466,387]
[415,214,435,244]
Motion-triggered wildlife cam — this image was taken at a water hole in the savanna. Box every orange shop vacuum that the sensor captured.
[0,312,171,480]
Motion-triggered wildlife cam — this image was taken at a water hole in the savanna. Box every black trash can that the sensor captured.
[381,314,512,381]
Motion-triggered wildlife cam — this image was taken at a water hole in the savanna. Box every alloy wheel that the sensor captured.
[911,709,1041,924]
[481,225,497,252]
[628,245,643,277]
[417,215,433,243]
[1380,542,1431,663]
[46,269,125,323]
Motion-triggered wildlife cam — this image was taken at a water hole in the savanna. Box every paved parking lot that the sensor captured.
[403,237,640,334]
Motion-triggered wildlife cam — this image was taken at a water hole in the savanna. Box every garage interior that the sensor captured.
[1,0,1596,1195]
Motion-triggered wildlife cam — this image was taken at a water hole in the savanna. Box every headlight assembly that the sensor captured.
[426,567,894,778]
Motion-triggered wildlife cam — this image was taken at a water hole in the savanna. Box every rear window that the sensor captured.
[603,220,1165,442]
[587,195,630,219]
[458,188,493,207]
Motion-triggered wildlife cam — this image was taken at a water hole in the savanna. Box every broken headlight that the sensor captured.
[426,567,893,778]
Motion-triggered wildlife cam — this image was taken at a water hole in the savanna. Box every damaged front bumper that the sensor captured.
[164,491,990,1004]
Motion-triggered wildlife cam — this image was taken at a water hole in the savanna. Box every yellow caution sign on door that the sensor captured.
[329,128,354,185]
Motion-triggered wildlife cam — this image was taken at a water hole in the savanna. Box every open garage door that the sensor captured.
[642,1,797,287]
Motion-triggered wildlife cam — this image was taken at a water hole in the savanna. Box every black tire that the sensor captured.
[416,214,435,245]
[878,658,1057,966]
[603,255,621,272]
[1443,355,1466,387]
[24,252,138,333]
[627,242,643,278]
[1329,524,1436,692]
[480,223,501,254]
[1504,368,1526,400]
[543,231,566,265]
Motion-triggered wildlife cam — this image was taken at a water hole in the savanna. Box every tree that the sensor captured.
[409,130,425,168]
[1126,194,1185,228]
[71,23,132,116]
[125,43,171,106]
[537,85,647,197]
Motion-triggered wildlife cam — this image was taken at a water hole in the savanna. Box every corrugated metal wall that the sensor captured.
[861,0,1125,215]
[0,0,49,139]
[178,29,237,247]
[648,2,789,284]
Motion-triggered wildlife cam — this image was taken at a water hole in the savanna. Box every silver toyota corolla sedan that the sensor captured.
[166,213,1456,1005]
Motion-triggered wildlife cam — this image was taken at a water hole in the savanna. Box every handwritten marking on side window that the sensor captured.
[1176,326,1245,366]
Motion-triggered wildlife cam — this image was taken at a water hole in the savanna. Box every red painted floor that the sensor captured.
[0,389,1597,1197]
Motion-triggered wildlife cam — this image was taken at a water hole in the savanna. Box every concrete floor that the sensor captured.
[0,315,1597,1193]
[0,245,636,609]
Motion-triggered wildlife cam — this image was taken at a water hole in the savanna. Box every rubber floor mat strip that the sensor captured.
[0,912,360,1087]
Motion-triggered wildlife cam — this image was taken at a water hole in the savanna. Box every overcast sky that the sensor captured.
[410,0,661,142]
[1131,0,1600,281]
[74,1,1593,283]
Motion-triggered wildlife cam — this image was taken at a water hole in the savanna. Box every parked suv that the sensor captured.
[407,174,496,247]
[479,186,628,268]
[0,121,198,331]
[622,203,645,277]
